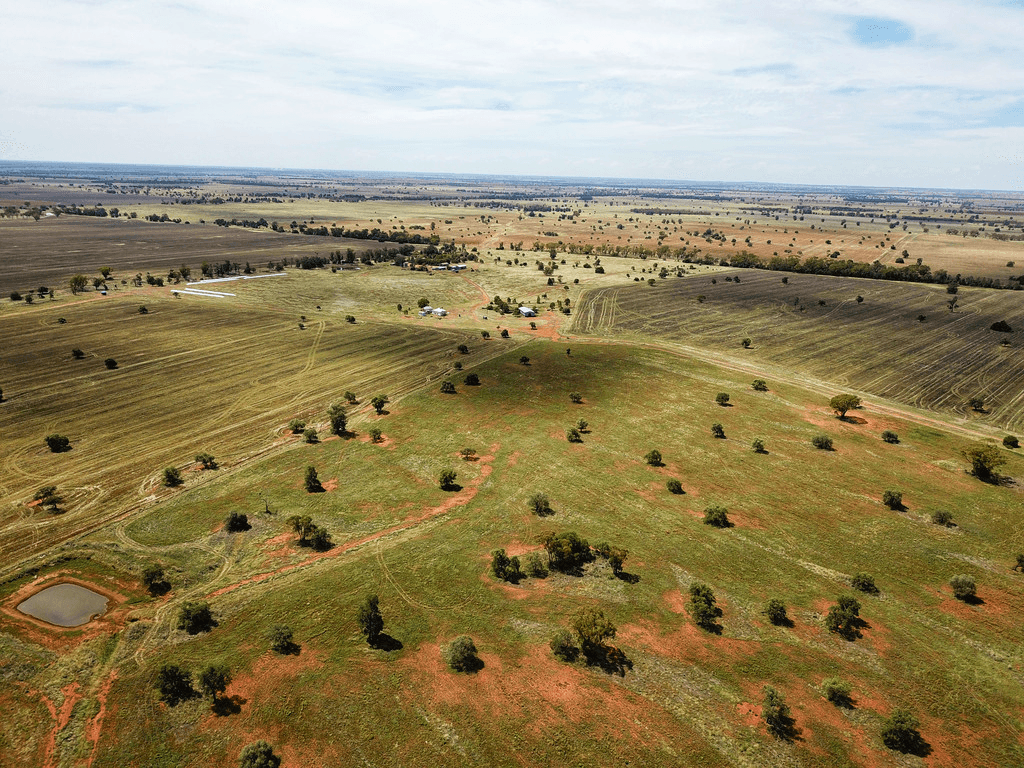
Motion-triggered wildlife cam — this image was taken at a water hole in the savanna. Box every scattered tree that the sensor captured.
[344,390,358,404]
[481,330,490,339]
[812,434,833,450]
[961,442,1006,482]
[829,394,861,419]
[666,479,684,494]
[762,685,792,739]
[765,598,788,626]
[104,358,118,369]
[751,379,768,392]
[439,468,457,490]
[304,466,323,493]
[155,664,193,706]
[303,427,319,444]
[968,396,985,412]
[225,512,249,532]
[198,664,231,703]
[33,486,62,512]
[703,505,731,528]
[950,574,976,601]
[821,677,852,707]
[500,329,509,338]
[824,595,861,639]
[550,629,579,662]
[142,564,170,595]
[851,572,878,594]
[177,601,214,634]
[442,635,481,672]
[269,625,296,654]
[751,437,766,453]
[288,418,306,434]
[689,582,720,630]
[68,274,88,294]
[195,452,218,470]
[370,394,389,414]
[327,402,347,435]
[544,531,592,573]
[1003,435,1019,448]
[594,542,628,575]
[491,549,523,582]
[931,509,954,526]
[369,427,383,443]
[519,356,530,365]
[440,380,456,394]
[881,430,899,444]
[566,426,582,443]
[569,391,583,403]
[880,708,925,754]
[710,423,725,439]
[572,607,617,653]
[457,344,469,354]
[44,434,71,453]
[356,594,385,644]
[715,392,730,406]
[72,348,85,359]
[238,740,282,768]
[742,338,751,348]
[644,449,663,466]
[459,447,476,460]
[528,493,553,516]
[464,373,480,385]
[162,466,183,487]
[345,314,356,323]
[882,489,903,510]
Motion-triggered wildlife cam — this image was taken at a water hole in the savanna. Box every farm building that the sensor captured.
[519,307,537,317]
[431,307,448,317]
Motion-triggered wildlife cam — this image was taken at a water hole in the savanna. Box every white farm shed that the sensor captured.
[519,307,537,317]
[431,307,448,317]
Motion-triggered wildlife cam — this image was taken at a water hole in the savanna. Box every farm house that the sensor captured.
[519,307,536,317]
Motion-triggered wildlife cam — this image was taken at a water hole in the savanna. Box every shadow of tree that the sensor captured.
[616,571,641,584]
[369,633,404,652]
[212,695,245,717]
[582,644,632,677]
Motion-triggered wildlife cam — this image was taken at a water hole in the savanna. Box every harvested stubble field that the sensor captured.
[572,269,1024,432]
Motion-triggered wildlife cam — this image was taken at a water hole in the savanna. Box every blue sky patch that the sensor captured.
[850,17,914,47]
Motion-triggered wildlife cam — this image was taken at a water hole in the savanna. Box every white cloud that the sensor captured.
[1,0,1022,188]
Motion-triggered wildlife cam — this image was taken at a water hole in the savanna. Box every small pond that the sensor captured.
[17,583,109,627]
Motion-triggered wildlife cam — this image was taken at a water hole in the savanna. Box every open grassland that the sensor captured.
[0,284,510,569]
[572,269,1024,432]
[2,339,1023,767]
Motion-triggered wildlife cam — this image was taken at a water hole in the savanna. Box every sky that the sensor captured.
[2,0,1024,190]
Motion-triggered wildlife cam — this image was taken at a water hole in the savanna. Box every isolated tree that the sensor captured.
[195,452,217,470]
[33,486,62,512]
[950,574,976,601]
[566,426,582,443]
[519,356,530,365]
[881,709,924,753]
[715,392,730,406]
[287,418,306,434]
[198,664,231,703]
[569,391,583,403]
[457,344,469,354]
[370,394,389,414]
[824,595,860,639]
[104,358,118,369]
[961,442,1006,481]
[931,509,954,527]
[439,468,457,490]
[644,449,663,466]
[968,396,985,412]
[711,423,725,439]
[327,402,347,435]
[764,599,788,626]
[571,607,616,652]
[851,573,878,594]
[303,427,319,444]
[1003,435,1019,448]
[343,390,358,404]
[481,330,490,339]
[155,664,193,706]
[287,514,315,543]
[177,601,214,634]
[162,467,183,487]
[68,274,88,294]
[225,512,249,532]
[741,338,751,348]
[703,505,730,528]
[666,479,684,494]
[829,394,861,419]
[369,427,383,443]
[881,430,899,444]
[443,635,480,672]
[752,438,766,453]
[304,466,323,493]
[594,542,628,575]
[44,434,70,453]
[882,490,903,509]
[500,329,509,338]
[440,380,456,394]
[490,549,522,582]
[72,348,85,359]
[238,741,281,768]
[464,373,480,386]
[356,594,384,644]
[751,379,768,392]
[459,447,476,460]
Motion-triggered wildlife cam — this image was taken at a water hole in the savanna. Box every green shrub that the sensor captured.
[751,379,768,391]
[287,418,306,434]
[751,438,766,453]
[821,677,852,706]
[762,685,791,738]
[882,490,903,509]
[931,509,954,526]
[880,708,923,753]
[703,505,730,528]
[442,635,480,672]
[950,574,976,601]
[851,572,878,594]
[162,466,183,487]
[644,449,662,466]
[811,434,833,450]
[715,392,730,406]
[710,423,725,438]
[544,531,592,573]
[666,479,683,494]
[566,427,582,443]
[1003,435,1019,448]
[881,430,899,444]
[550,630,579,662]
[528,493,553,516]
[524,552,548,578]
[439,469,457,490]
[764,598,788,626]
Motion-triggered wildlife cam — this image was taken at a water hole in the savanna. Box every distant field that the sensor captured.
[0,216,370,295]
[572,269,1024,431]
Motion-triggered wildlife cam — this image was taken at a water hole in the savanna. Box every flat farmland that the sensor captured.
[0,216,371,295]
[572,269,1024,432]
[0,290,497,570]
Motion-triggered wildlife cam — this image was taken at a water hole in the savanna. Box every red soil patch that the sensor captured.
[506,450,522,467]
[504,541,541,558]
[618,618,760,668]
[663,589,687,613]
[83,669,118,768]
[736,701,762,728]
[39,681,81,768]
[209,649,324,721]
[937,584,1017,621]
[321,477,339,492]
[208,443,502,599]
[0,572,133,651]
